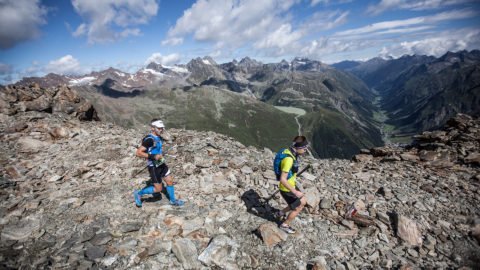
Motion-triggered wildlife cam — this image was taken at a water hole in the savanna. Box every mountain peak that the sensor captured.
[238,57,262,68]
[146,62,164,71]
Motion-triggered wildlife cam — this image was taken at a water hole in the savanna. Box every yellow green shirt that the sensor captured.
[278,149,296,192]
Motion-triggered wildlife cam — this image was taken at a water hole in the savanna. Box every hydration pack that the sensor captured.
[273,148,298,180]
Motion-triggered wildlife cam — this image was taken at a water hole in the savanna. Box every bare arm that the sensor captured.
[135,146,162,160]
[279,171,303,198]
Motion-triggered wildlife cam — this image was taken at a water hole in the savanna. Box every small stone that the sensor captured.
[377,212,390,224]
[119,222,142,233]
[85,246,106,261]
[378,233,389,243]
[90,232,112,246]
[320,199,331,209]
[341,219,355,230]
[48,175,63,182]
[381,259,392,269]
[368,250,379,261]
[240,166,253,174]
[407,248,419,257]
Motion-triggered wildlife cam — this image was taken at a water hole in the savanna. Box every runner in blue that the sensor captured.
[133,119,184,207]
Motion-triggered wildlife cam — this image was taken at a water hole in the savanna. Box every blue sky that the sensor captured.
[1,0,479,84]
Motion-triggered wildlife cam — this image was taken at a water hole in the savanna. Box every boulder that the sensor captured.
[257,222,288,247]
[16,137,51,153]
[464,152,480,165]
[396,215,422,246]
[1,215,42,241]
[172,238,200,269]
[304,187,321,211]
[198,235,239,269]
[353,154,373,162]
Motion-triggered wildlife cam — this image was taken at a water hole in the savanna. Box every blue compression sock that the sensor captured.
[166,185,176,202]
[138,186,154,196]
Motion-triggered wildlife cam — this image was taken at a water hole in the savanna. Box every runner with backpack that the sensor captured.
[133,119,184,207]
[273,136,309,234]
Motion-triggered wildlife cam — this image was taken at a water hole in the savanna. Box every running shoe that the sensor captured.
[170,199,185,207]
[279,223,296,234]
[133,190,142,207]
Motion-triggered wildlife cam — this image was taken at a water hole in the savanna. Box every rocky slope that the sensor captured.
[1,87,479,269]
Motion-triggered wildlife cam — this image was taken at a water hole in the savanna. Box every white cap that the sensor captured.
[151,120,165,128]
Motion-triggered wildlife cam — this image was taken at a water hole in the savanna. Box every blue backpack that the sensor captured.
[273,148,298,180]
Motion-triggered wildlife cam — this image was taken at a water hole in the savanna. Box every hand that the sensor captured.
[154,154,163,160]
[294,190,304,198]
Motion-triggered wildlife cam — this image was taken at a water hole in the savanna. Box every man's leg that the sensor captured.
[275,206,290,221]
[134,167,161,207]
[283,197,307,225]
[281,206,291,214]
[164,175,184,206]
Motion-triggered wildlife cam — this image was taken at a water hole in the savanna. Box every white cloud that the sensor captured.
[161,37,183,46]
[300,37,371,58]
[73,23,87,37]
[254,24,302,51]
[119,28,141,38]
[311,0,353,6]
[298,7,480,61]
[311,0,328,6]
[145,53,181,66]
[164,0,301,51]
[335,9,477,37]
[379,28,480,57]
[0,63,13,75]
[300,10,349,33]
[367,0,474,15]
[0,0,47,49]
[71,0,158,44]
[45,55,84,75]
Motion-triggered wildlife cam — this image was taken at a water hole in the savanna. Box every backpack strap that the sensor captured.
[274,148,297,180]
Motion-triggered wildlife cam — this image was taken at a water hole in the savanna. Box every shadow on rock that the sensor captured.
[241,189,279,223]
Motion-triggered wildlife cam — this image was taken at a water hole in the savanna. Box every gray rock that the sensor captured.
[85,245,106,261]
[198,234,239,269]
[16,137,51,153]
[172,238,200,269]
[119,222,142,233]
[1,215,42,241]
[320,198,331,209]
[304,187,321,211]
[89,232,112,246]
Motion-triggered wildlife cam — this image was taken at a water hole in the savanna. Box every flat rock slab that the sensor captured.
[89,232,112,246]
[1,215,42,241]
[85,245,106,261]
[119,222,142,233]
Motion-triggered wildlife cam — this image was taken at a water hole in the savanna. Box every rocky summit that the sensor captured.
[0,86,479,269]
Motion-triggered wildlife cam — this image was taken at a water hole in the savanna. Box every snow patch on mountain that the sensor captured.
[141,69,166,77]
[164,65,189,73]
[68,76,96,86]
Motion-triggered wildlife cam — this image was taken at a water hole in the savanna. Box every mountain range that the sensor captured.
[333,50,480,139]
[11,50,480,158]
